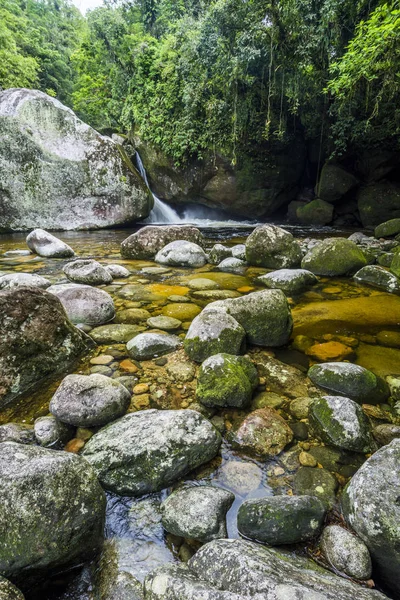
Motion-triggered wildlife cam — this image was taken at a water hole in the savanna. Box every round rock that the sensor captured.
[63,259,113,285]
[258,269,318,295]
[231,408,293,460]
[26,228,74,258]
[217,257,247,274]
[47,283,115,325]
[245,224,302,269]
[301,238,367,276]
[0,273,51,290]
[147,316,182,331]
[105,264,130,278]
[34,416,74,448]
[127,333,182,360]
[155,241,207,268]
[320,525,372,580]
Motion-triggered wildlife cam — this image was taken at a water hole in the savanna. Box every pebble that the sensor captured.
[90,365,113,376]
[131,394,150,410]
[119,359,139,373]
[64,438,85,453]
[155,357,168,366]
[299,451,317,467]
[133,383,150,395]
[76,428,94,441]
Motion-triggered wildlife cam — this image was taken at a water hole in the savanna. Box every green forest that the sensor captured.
[1,0,399,165]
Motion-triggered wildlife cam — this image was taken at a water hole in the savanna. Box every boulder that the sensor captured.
[82,409,221,495]
[217,257,247,274]
[231,408,293,460]
[309,396,372,453]
[0,272,50,290]
[308,362,389,404]
[26,229,74,257]
[127,333,182,360]
[317,164,358,204]
[161,486,234,542]
[120,226,204,260]
[320,525,372,580]
[63,259,112,285]
[0,423,35,445]
[342,439,400,597]
[237,495,326,545]
[155,241,207,268]
[34,416,74,448]
[0,442,105,581]
[50,373,131,427]
[0,287,90,408]
[245,224,302,269]
[373,423,400,446]
[144,538,386,599]
[204,290,293,347]
[258,268,317,295]
[231,244,246,260]
[301,238,367,276]
[106,264,131,278]
[293,467,338,507]
[0,89,151,232]
[0,577,24,600]
[358,181,400,227]
[209,244,232,264]
[296,199,334,224]
[375,218,400,238]
[47,283,115,325]
[184,310,246,362]
[196,353,258,408]
[354,265,400,294]
[390,252,400,278]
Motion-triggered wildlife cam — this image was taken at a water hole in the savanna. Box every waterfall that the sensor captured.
[136,153,182,224]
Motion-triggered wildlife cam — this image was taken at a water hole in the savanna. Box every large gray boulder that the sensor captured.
[47,283,115,325]
[204,290,293,346]
[120,225,204,260]
[184,309,246,362]
[245,224,302,269]
[0,287,90,408]
[342,439,400,597]
[144,538,386,599]
[301,238,367,276]
[0,442,105,581]
[63,259,112,285]
[155,241,207,268]
[26,229,74,257]
[82,409,221,495]
[50,373,131,427]
[0,272,50,290]
[0,89,151,231]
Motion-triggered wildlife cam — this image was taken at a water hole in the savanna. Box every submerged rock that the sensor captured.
[26,229,74,257]
[375,218,400,238]
[245,224,302,269]
[320,525,372,581]
[258,268,317,295]
[0,442,105,581]
[0,89,151,231]
[82,409,221,495]
[155,241,208,268]
[127,333,182,360]
[50,373,131,427]
[231,408,293,459]
[354,265,400,294]
[0,287,90,408]
[184,309,245,362]
[63,259,112,285]
[161,486,234,542]
[47,283,115,325]
[0,423,35,445]
[120,225,204,260]
[301,238,367,276]
[0,272,50,290]
[293,467,338,507]
[237,495,326,545]
[342,438,400,597]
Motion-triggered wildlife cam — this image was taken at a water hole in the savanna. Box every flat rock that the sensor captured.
[90,324,145,344]
[0,272,51,290]
[258,268,318,295]
[147,316,182,331]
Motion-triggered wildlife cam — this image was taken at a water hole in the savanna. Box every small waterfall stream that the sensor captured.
[136,153,182,224]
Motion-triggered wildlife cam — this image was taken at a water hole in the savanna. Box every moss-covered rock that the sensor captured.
[231,408,293,460]
[390,252,400,278]
[354,265,400,294]
[293,466,338,507]
[317,163,358,204]
[296,199,334,224]
[301,238,367,276]
[375,218,400,238]
[245,224,302,269]
[184,310,245,362]
[196,353,258,408]
[358,181,400,227]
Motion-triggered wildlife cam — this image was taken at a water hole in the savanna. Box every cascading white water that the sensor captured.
[136,153,182,224]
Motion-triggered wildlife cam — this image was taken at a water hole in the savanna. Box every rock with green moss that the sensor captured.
[358,181,400,227]
[309,396,373,453]
[258,268,318,295]
[301,238,367,276]
[296,199,334,225]
[0,577,24,600]
[375,218,400,238]
[390,252,400,278]
[82,409,221,495]
[231,408,293,460]
[245,224,302,269]
[127,333,182,360]
[308,362,389,404]
[342,439,400,598]
[184,310,245,362]
[354,265,400,294]
[121,226,204,260]
[0,89,151,231]
[0,442,105,582]
[196,353,258,408]
[317,164,358,204]
[204,289,293,346]
[293,466,338,507]
[237,495,326,545]
[90,323,145,344]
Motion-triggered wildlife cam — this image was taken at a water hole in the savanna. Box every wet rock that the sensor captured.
[196,353,258,408]
[296,199,334,225]
[0,577,24,600]
[63,259,113,285]
[245,224,302,269]
[358,181,400,227]
[0,442,105,581]
[50,373,131,427]
[354,265,400,294]
[294,466,338,507]
[251,391,286,410]
[26,229,74,257]
[0,287,90,408]
[306,341,354,361]
[253,354,313,399]
[231,408,293,460]
[375,218,400,238]
[231,244,246,261]
[209,244,232,264]
[115,308,151,324]
[308,362,389,404]
[390,252,400,278]
[299,450,316,466]
[166,361,195,382]
[376,330,400,348]
[0,272,51,290]
[218,460,263,496]
[99,570,144,600]
[192,289,240,301]
[188,278,219,290]
[127,333,182,360]
[217,257,247,274]
[184,309,245,362]
[342,439,400,597]
[320,525,372,580]
[0,423,35,445]
[161,486,234,542]
[317,164,358,204]
[237,495,326,545]
[155,241,208,268]
[162,303,201,321]
[34,416,74,448]
[309,396,372,453]
[96,537,150,598]
[90,324,144,344]
[258,268,317,295]
[289,397,314,419]
[82,409,221,495]
[301,238,367,276]
[147,316,182,331]
[205,289,293,346]
[121,226,204,260]
[47,283,115,325]
[373,423,400,446]
[106,264,131,278]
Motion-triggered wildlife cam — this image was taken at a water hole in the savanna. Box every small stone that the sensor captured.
[65,438,85,453]
[217,460,263,496]
[127,333,182,360]
[306,341,355,362]
[299,451,317,467]
[289,397,313,419]
[188,278,219,290]
[0,423,35,445]
[155,357,168,366]
[90,355,114,366]
[119,359,139,373]
[131,394,151,410]
[133,383,149,395]
[147,316,182,331]
[373,424,400,446]
[376,330,400,348]
[76,428,93,441]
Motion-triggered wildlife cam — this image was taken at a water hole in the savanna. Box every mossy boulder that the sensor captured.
[301,238,367,276]
[354,265,400,295]
[296,199,333,224]
[390,252,400,278]
[309,395,373,453]
[184,309,246,362]
[293,466,338,507]
[237,495,326,545]
[358,181,400,227]
[196,353,258,408]
[375,218,400,238]
[121,225,204,260]
[231,408,293,460]
[308,362,389,405]
[245,224,302,269]
[317,163,358,204]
